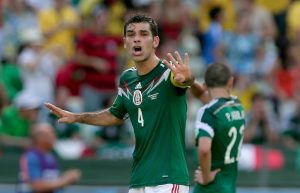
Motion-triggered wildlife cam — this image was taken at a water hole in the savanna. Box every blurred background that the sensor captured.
[0,0,300,192]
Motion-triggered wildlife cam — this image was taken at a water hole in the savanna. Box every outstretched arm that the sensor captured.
[190,80,211,104]
[163,51,195,88]
[44,103,124,126]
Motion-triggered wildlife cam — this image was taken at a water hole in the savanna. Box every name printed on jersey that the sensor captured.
[225,110,245,122]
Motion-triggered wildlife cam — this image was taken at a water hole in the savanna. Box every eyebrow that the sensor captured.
[140,30,150,34]
[126,29,134,33]
[126,29,150,33]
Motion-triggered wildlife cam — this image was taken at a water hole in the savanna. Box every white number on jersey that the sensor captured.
[236,125,245,161]
[224,125,244,164]
[138,108,144,127]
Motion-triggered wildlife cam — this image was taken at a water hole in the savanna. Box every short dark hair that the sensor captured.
[205,63,232,88]
[124,14,158,37]
[209,6,223,21]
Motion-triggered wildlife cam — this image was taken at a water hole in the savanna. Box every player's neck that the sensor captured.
[208,88,231,99]
[135,55,160,76]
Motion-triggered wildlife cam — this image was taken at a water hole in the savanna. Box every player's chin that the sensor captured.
[132,55,147,62]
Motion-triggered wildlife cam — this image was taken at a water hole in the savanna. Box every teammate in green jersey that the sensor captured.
[45,14,196,193]
[193,63,245,193]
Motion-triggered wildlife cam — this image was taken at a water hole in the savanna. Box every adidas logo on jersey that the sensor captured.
[135,82,142,90]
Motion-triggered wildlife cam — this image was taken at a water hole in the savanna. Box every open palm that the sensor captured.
[163,51,193,86]
[44,103,76,124]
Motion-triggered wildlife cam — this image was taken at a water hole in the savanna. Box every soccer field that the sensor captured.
[1,185,299,193]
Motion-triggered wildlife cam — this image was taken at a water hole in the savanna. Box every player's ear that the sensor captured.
[153,36,160,49]
[227,76,234,90]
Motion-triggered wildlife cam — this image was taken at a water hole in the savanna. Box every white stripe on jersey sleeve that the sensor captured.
[194,99,218,138]
[195,120,215,138]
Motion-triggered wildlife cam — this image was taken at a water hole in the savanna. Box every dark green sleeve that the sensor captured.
[108,71,128,120]
[109,94,127,120]
[195,129,213,146]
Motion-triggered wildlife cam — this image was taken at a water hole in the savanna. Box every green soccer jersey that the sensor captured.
[194,97,245,193]
[109,61,189,188]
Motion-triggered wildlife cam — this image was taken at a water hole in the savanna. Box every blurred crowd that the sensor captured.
[0,0,300,159]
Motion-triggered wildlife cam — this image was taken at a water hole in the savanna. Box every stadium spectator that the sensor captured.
[24,0,54,13]
[45,14,196,193]
[236,0,278,79]
[0,61,23,102]
[281,88,300,149]
[271,43,300,100]
[17,123,81,193]
[0,92,41,152]
[287,0,300,42]
[197,0,236,33]
[38,0,80,61]
[202,6,224,66]
[256,0,290,48]
[237,0,277,40]
[220,12,260,76]
[159,0,190,41]
[56,5,122,112]
[2,0,38,62]
[256,0,290,17]
[17,28,58,104]
[244,92,279,144]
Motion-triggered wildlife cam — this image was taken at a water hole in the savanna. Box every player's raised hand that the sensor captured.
[163,51,194,87]
[194,167,221,185]
[44,103,77,124]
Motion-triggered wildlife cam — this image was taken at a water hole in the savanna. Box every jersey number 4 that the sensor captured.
[138,108,144,127]
[224,125,244,164]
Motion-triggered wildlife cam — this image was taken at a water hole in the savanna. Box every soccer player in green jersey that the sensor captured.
[193,63,245,193]
[45,14,196,193]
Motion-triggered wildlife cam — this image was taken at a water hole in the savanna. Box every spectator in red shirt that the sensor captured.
[272,43,300,100]
[56,5,122,111]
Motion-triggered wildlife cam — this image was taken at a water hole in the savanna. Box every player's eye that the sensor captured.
[141,32,149,36]
[126,32,135,37]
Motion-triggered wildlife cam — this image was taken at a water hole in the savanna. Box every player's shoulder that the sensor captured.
[119,67,137,79]
[210,96,243,115]
[230,95,242,104]
[200,99,220,112]
[197,97,239,117]
[122,67,137,74]
[160,60,172,73]
[196,99,219,120]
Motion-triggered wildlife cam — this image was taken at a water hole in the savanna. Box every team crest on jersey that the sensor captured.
[133,90,143,106]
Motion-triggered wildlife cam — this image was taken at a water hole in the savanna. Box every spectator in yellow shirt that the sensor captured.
[38,0,80,61]
[197,0,236,34]
[287,0,300,42]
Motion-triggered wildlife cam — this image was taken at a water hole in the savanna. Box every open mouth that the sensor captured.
[133,46,142,55]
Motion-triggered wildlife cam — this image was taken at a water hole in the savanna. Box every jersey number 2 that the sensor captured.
[224,125,244,164]
[138,108,144,127]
